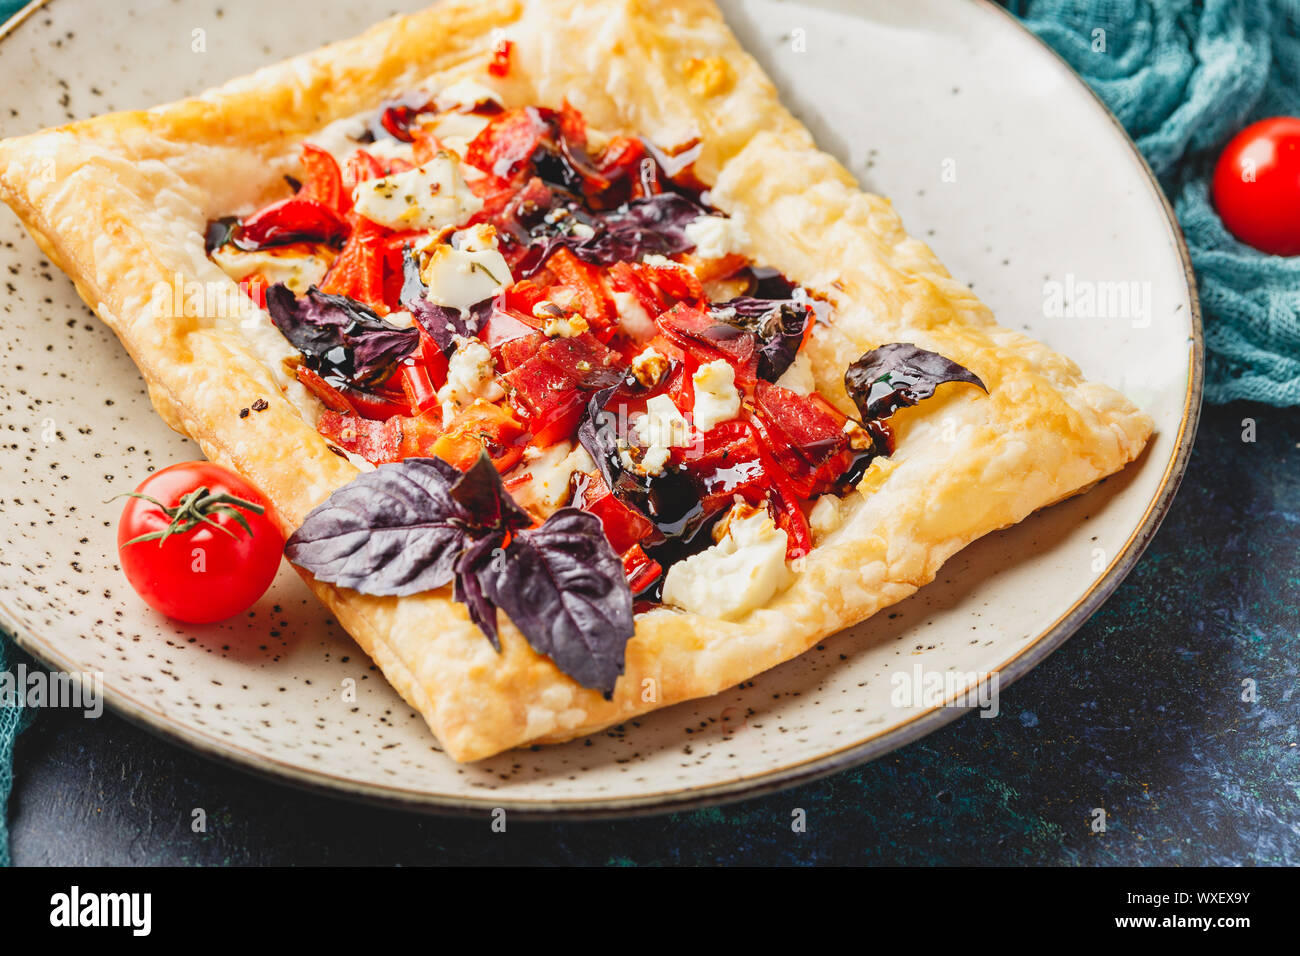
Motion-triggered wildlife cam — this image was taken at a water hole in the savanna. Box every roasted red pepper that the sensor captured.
[238,196,348,249]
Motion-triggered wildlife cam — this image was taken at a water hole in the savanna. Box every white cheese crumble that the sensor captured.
[691,360,741,432]
[661,505,792,620]
[210,246,330,296]
[543,314,589,338]
[684,213,747,259]
[417,224,512,312]
[611,290,656,343]
[621,394,690,477]
[775,349,815,396]
[436,337,502,423]
[424,111,492,159]
[629,346,670,387]
[352,152,483,231]
[507,441,595,517]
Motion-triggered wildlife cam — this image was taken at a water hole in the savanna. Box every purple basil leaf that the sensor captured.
[475,508,634,696]
[285,457,472,596]
[448,452,533,535]
[398,245,485,355]
[265,284,418,388]
[712,296,812,382]
[518,192,708,278]
[453,533,505,650]
[844,342,987,421]
[576,385,628,494]
[573,192,705,265]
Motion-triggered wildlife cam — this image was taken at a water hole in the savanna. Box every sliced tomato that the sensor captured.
[656,302,758,394]
[298,144,347,216]
[608,261,668,317]
[497,331,546,371]
[751,380,855,499]
[501,332,624,444]
[465,107,550,184]
[636,260,705,307]
[545,247,613,329]
[677,420,769,514]
[239,196,348,248]
[576,471,657,554]
[317,410,403,464]
[431,400,527,472]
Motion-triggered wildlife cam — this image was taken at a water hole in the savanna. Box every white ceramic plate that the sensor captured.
[0,0,1200,815]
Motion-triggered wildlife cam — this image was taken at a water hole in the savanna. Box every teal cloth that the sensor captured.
[0,636,33,867]
[1007,0,1300,403]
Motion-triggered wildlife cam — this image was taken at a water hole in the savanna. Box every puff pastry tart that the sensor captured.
[0,0,1153,761]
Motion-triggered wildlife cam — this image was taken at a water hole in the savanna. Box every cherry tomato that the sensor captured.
[1212,116,1300,256]
[116,462,283,624]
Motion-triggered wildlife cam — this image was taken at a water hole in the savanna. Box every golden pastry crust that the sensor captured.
[0,0,1152,761]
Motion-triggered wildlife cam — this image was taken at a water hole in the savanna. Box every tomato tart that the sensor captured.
[0,0,1153,761]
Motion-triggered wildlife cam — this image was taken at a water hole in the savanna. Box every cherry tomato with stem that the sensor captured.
[115,462,283,624]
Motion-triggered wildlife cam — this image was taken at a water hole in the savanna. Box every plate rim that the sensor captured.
[0,0,1204,819]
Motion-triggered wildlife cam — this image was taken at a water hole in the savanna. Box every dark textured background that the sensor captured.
[9,401,1298,865]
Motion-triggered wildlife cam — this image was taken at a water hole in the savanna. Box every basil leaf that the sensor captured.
[285,457,471,596]
[453,534,505,651]
[475,509,634,696]
[844,343,987,421]
[448,452,533,536]
[712,296,812,382]
[266,284,418,389]
[286,454,637,694]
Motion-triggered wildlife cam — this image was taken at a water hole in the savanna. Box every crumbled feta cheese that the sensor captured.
[691,360,741,432]
[436,337,502,422]
[210,246,330,296]
[636,394,691,449]
[417,225,512,312]
[641,254,680,270]
[507,441,595,517]
[611,290,656,343]
[425,111,492,158]
[684,213,747,259]
[775,349,815,396]
[385,310,415,329]
[661,504,792,619]
[630,347,670,388]
[543,314,589,338]
[620,394,690,477]
[352,152,483,231]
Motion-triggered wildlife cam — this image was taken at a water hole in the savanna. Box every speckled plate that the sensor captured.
[0,0,1200,816]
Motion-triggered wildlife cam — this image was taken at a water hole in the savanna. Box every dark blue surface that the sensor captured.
[9,402,1297,865]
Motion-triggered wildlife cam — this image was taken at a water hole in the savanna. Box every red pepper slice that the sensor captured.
[319,219,387,312]
[621,543,663,595]
[576,471,657,555]
[239,197,348,249]
[298,144,348,216]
